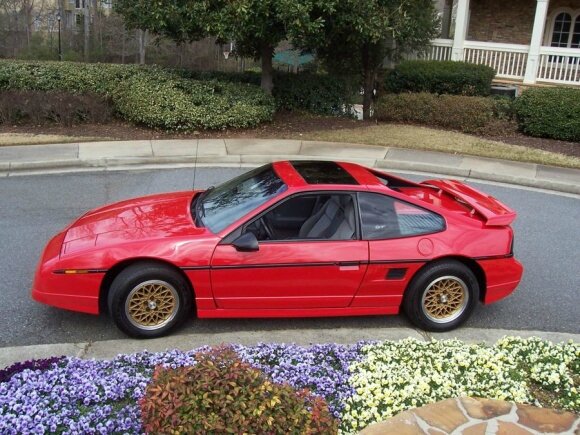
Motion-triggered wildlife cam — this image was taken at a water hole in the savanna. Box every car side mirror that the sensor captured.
[232,232,259,252]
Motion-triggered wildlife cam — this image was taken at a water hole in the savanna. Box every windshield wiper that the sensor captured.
[194,186,214,225]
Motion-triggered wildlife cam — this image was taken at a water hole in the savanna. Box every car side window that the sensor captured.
[358,192,445,240]
[244,193,357,242]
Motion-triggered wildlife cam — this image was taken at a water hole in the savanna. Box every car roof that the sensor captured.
[273,160,383,188]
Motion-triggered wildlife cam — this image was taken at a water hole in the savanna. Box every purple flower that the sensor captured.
[0,343,365,432]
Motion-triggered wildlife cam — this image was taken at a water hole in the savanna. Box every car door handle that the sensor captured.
[337,261,360,271]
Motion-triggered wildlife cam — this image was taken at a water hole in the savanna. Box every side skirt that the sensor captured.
[197,306,399,319]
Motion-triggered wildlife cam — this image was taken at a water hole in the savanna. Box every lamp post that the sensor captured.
[56,12,62,61]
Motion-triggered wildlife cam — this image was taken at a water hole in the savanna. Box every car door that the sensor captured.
[351,192,446,309]
[210,192,369,310]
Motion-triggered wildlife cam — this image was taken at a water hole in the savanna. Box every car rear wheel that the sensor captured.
[403,260,479,332]
[108,262,193,338]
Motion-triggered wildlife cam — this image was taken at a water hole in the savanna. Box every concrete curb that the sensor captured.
[1,139,579,194]
[1,327,578,369]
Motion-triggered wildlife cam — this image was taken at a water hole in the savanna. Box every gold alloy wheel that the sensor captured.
[125,280,180,331]
[421,276,469,324]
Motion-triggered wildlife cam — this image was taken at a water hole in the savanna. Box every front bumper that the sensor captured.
[478,257,524,304]
[32,285,100,314]
[31,231,102,315]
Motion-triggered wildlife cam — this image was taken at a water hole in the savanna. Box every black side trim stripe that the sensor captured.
[369,259,427,265]
[181,259,427,271]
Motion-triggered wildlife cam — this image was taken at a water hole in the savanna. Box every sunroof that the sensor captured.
[291,161,358,185]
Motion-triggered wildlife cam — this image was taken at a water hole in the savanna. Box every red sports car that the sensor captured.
[33,161,523,338]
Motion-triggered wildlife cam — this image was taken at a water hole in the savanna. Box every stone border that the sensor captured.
[0,139,578,194]
[1,327,578,371]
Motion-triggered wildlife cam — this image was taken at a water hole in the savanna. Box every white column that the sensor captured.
[451,0,470,61]
[524,0,549,84]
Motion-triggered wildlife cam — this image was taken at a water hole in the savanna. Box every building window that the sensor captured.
[572,16,580,49]
[549,11,580,49]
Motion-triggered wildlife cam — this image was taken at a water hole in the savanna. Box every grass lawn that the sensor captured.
[292,124,580,169]
[0,133,108,146]
[0,119,578,169]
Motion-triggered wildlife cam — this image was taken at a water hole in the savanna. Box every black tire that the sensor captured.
[403,260,479,332]
[107,262,193,338]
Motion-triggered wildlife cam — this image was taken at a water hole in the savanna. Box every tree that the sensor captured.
[115,0,212,65]
[208,0,290,93]
[114,0,318,94]
[290,0,439,119]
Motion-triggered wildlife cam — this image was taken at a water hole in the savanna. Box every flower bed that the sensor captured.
[0,337,577,434]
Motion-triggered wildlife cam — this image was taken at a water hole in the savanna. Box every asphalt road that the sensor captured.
[0,167,578,347]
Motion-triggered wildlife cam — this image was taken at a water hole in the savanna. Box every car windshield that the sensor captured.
[197,165,287,233]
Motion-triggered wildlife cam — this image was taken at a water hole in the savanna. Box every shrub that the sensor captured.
[272,73,356,116]
[376,92,499,133]
[0,60,274,130]
[515,87,580,142]
[385,60,496,96]
[185,70,357,116]
[0,90,113,125]
[140,347,337,434]
[0,60,140,95]
[112,73,274,130]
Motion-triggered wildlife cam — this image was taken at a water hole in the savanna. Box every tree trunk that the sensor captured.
[260,45,274,95]
[361,45,376,121]
[83,1,90,61]
[121,28,126,63]
[23,0,33,48]
[137,29,147,64]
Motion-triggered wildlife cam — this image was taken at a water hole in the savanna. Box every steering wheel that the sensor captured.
[260,217,274,239]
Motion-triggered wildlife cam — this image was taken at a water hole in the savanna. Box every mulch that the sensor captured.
[1,112,578,158]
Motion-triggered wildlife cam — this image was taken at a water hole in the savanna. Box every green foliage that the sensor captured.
[184,70,356,116]
[0,60,275,131]
[376,92,498,133]
[492,96,516,121]
[0,60,140,95]
[514,87,580,142]
[385,61,496,96]
[272,73,356,116]
[113,0,322,93]
[140,347,338,434]
[0,90,113,126]
[289,0,439,119]
[113,73,274,130]
[114,0,208,42]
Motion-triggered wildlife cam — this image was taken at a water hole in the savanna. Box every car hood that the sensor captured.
[62,191,204,255]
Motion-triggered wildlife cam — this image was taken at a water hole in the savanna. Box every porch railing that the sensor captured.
[424,39,453,62]
[429,39,580,85]
[537,47,580,85]
[462,41,529,80]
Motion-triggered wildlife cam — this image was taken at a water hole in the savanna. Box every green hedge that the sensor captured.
[113,73,274,130]
[0,60,139,95]
[385,60,496,96]
[0,60,275,130]
[185,70,356,117]
[515,87,580,142]
[376,92,499,133]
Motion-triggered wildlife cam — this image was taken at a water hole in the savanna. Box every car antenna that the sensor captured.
[192,139,199,190]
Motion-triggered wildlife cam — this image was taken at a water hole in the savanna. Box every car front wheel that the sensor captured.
[403,260,479,332]
[107,262,193,338]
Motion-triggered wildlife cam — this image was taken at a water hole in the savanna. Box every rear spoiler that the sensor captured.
[422,179,516,226]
